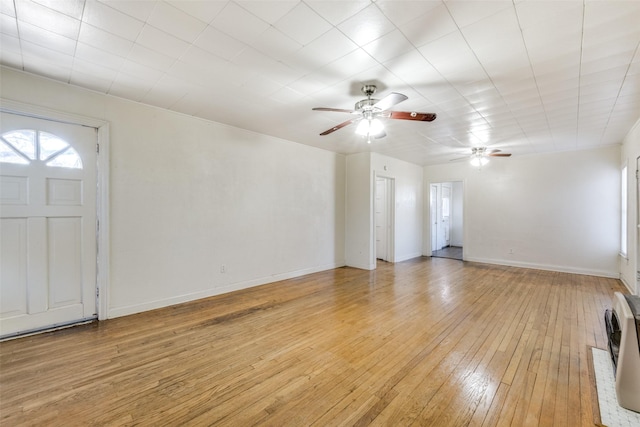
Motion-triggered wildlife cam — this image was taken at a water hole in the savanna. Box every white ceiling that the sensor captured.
[1,0,639,165]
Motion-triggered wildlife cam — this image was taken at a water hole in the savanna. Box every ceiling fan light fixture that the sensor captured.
[355,118,384,137]
[470,155,489,167]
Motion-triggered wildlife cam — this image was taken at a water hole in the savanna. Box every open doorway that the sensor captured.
[430,181,463,260]
[375,176,394,262]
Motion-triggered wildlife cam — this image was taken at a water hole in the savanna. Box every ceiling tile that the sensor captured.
[290,28,358,73]
[273,2,331,46]
[376,0,442,27]
[210,2,270,45]
[97,0,155,22]
[23,55,72,81]
[445,0,513,29]
[127,43,175,71]
[109,72,155,101]
[236,0,298,25]
[252,27,302,64]
[119,58,163,84]
[135,24,190,60]
[418,31,487,82]
[338,3,396,47]
[233,47,301,86]
[141,74,195,110]
[78,23,133,57]
[0,52,21,70]
[1,36,17,57]
[1,12,18,36]
[180,45,228,70]
[384,51,445,89]
[1,0,16,17]
[401,3,458,47]
[306,0,369,26]
[32,0,84,20]
[146,2,207,43]
[83,0,145,41]
[167,0,227,24]
[362,29,414,63]
[194,25,247,61]
[69,67,112,93]
[75,41,126,71]
[15,0,81,39]
[17,20,76,54]
[515,0,583,31]
[20,38,73,66]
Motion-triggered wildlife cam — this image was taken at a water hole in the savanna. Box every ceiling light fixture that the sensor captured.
[355,118,384,143]
[470,154,489,167]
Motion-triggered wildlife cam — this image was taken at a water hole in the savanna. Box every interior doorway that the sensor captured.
[430,181,463,261]
[375,176,394,262]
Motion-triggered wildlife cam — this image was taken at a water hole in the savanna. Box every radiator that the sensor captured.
[605,292,640,413]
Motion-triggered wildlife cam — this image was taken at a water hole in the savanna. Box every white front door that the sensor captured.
[0,112,97,337]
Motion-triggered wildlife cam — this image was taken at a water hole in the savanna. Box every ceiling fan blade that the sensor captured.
[312,107,357,114]
[374,131,387,139]
[486,149,501,154]
[389,111,437,121]
[372,92,408,111]
[488,153,512,157]
[449,156,470,162]
[319,118,360,136]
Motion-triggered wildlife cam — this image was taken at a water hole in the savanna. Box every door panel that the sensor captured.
[0,219,27,317]
[0,112,97,337]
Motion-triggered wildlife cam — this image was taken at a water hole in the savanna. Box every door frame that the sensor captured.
[1,99,110,321]
[430,184,438,252]
[373,174,395,264]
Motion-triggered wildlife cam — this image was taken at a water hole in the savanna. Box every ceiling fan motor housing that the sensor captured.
[355,98,379,111]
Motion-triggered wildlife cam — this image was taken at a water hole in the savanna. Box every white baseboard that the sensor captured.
[107,261,345,319]
[619,276,636,293]
[463,256,619,279]
[395,252,423,263]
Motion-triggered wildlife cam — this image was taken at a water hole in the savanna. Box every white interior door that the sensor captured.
[375,177,388,261]
[0,112,97,337]
[637,156,639,294]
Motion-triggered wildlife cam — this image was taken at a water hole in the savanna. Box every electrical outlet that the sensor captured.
[220,264,226,273]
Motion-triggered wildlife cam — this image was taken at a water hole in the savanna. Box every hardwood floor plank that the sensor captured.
[0,258,626,426]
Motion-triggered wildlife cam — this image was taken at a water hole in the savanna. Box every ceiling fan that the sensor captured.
[452,147,512,167]
[312,85,436,143]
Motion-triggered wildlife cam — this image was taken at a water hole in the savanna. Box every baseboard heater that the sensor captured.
[604,292,640,413]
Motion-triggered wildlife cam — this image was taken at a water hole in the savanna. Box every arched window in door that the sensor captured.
[0,129,83,169]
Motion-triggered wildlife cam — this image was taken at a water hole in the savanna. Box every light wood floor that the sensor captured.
[0,258,626,426]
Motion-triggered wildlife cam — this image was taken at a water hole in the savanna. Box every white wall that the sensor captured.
[620,118,640,294]
[424,146,621,277]
[451,181,463,247]
[1,68,346,318]
[345,152,424,269]
[345,153,373,270]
